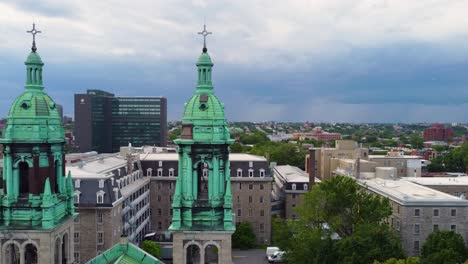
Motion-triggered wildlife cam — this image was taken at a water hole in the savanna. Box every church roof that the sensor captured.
[86,240,162,264]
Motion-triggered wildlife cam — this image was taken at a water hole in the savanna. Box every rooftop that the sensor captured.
[405,177,468,186]
[274,165,321,183]
[67,154,127,179]
[368,155,422,159]
[359,178,468,206]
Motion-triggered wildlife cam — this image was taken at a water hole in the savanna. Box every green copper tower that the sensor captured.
[170,25,235,264]
[0,24,76,264]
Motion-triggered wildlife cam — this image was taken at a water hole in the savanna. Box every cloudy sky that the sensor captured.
[0,0,467,122]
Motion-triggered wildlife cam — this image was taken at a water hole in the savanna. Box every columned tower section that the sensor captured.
[169,26,235,264]
[0,24,76,264]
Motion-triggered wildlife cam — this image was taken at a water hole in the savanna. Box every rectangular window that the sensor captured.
[433,224,439,231]
[260,196,264,203]
[249,196,252,203]
[238,183,242,190]
[74,232,80,244]
[451,225,457,232]
[414,209,420,217]
[98,232,104,245]
[260,223,264,231]
[414,241,420,251]
[433,209,439,217]
[260,210,264,217]
[451,209,457,217]
[260,184,264,190]
[249,161,253,167]
[249,184,253,190]
[74,252,80,263]
[97,211,103,224]
[414,224,420,234]
[237,209,241,217]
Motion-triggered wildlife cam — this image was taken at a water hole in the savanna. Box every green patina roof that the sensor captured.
[86,241,161,264]
[197,52,213,66]
[0,51,64,144]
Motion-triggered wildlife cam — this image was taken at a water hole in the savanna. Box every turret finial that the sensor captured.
[27,23,42,52]
[197,24,212,53]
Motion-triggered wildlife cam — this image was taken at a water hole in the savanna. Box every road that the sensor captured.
[232,249,270,264]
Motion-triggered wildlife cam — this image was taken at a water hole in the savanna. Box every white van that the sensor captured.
[268,251,285,263]
[266,247,280,259]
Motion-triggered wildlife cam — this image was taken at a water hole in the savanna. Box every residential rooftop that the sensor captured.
[405,177,468,186]
[274,165,321,183]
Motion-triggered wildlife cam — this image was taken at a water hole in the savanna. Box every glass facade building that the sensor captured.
[75,90,167,153]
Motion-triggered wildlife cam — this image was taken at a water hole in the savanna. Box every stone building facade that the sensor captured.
[360,178,468,256]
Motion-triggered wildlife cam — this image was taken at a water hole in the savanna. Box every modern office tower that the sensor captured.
[0,25,76,264]
[75,90,167,153]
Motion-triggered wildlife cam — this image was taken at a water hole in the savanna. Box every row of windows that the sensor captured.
[237,183,266,191]
[291,183,308,191]
[414,208,457,217]
[413,223,457,234]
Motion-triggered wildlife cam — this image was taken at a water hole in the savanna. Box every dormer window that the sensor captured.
[147,168,152,177]
[237,169,243,177]
[157,168,163,177]
[260,169,265,178]
[292,184,297,190]
[248,169,254,178]
[169,168,175,177]
[98,179,104,189]
[118,169,121,176]
[158,161,163,167]
[97,191,105,204]
[75,180,81,188]
[304,184,308,191]
[249,161,253,168]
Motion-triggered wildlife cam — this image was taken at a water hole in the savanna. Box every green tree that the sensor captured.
[232,222,256,250]
[428,142,468,173]
[410,135,424,149]
[297,176,392,237]
[140,240,162,259]
[337,224,405,264]
[373,257,420,264]
[239,132,269,145]
[421,231,467,264]
[230,142,243,153]
[168,128,181,141]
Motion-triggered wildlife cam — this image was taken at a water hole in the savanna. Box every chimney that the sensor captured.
[308,148,316,188]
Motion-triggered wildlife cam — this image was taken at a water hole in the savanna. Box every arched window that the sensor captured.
[96,191,105,204]
[248,169,254,178]
[237,169,243,177]
[147,168,152,177]
[24,243,38,264]
[157,168,163,177]
[169,168,175,177]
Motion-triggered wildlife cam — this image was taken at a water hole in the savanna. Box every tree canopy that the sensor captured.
[140,240,162,259]
[274,176,404,264]
[421,231,467,264]
[428,142,468,173]
[232,222,256,249]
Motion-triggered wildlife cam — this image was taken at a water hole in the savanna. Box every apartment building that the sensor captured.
[68,153,151,263]
[368,153,425,177]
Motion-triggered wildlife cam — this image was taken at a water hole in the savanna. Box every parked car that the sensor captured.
[268,251,285,263]
[266,247,280,259]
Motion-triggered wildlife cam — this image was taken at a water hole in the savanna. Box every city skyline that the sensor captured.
[0,1,467,122]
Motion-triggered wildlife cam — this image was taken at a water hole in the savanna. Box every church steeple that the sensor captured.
[25,23,44,89]
[196,24,214,90]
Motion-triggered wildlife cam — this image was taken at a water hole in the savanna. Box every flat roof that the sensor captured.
[359,178,468,206]
[368,155,422,159]
[274,165,321,183]
[67,155,127,179]
[405,177,468,186]
[140,153,267,162]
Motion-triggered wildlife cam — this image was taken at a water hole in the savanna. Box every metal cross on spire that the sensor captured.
[27,23,42,52]
[198,24,212,52]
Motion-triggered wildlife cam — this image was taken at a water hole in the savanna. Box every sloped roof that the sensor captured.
[86,241,162,264]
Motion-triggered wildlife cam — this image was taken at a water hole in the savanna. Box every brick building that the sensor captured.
[423,124,454,142]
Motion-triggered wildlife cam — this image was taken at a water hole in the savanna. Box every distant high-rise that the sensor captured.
[423,124,454,142]
[74,89,167,153]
